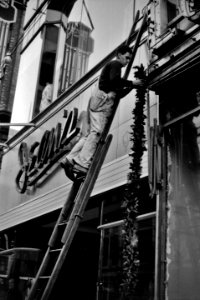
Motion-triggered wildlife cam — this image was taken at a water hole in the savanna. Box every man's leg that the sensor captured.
[66,136,87,163]
[73,89,116,171]
[61,89,115,179]
[60,136,86,180]
[73,110,108,170]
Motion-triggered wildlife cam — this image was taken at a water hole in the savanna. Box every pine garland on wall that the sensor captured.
[120,64,147,298]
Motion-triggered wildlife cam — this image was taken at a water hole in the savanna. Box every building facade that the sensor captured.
[0,0,26,157]
[0,0,200,299]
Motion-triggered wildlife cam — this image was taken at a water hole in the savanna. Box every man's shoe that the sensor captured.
[60,158,76,181]
[72,162,88,181]
[73,162,88,174]
[75,172,87,181]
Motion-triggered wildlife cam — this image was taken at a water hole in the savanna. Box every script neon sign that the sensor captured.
[15,108,80,193]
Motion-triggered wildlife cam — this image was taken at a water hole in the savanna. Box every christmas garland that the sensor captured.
[120,65,147,298]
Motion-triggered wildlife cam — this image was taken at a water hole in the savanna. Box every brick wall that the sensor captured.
[0,4,26,145]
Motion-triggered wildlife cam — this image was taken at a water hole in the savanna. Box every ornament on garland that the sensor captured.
[120,64,147,298]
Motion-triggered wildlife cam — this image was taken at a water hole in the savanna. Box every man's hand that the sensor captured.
[132,79,146,89]
[107,91,117,99]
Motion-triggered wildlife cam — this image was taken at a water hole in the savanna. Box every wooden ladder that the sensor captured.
[26,133,112,300]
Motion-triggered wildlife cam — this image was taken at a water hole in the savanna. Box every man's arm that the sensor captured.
[109,62,133,89]
[117,79,146,99]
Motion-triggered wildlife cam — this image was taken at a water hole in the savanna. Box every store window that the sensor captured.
[96,180,156,300]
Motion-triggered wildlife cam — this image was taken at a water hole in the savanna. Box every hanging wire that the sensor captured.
[83,0,94,31]
[80,0,84,23]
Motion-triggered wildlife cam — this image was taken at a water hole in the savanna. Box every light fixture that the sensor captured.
[3,52,12,65]
[0,52,12,80]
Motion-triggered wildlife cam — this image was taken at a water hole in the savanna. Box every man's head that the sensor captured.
[116,45,132,67]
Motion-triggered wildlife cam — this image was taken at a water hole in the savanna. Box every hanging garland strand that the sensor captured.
[120,64,147,298]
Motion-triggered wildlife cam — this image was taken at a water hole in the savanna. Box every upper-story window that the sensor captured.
[167,0,179,22]
[59,22,94,93]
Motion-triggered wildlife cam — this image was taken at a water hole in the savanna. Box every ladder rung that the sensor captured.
[38,276,50,279]
[57,221,68,226]
[49,248,62,253]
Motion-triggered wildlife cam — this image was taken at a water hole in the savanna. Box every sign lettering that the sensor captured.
[15,108,81,193]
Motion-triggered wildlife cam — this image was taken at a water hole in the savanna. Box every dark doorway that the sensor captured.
[50,223,100,300]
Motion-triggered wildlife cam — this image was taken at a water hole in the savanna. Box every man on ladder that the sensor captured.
[60,45,145,181]
[26,10,148,300]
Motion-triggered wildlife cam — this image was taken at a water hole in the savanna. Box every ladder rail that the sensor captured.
[26,181,83,300]
[48,180,83,247]
[100,10,148,146]
[124,9,147,79]
[61,135,113,244]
